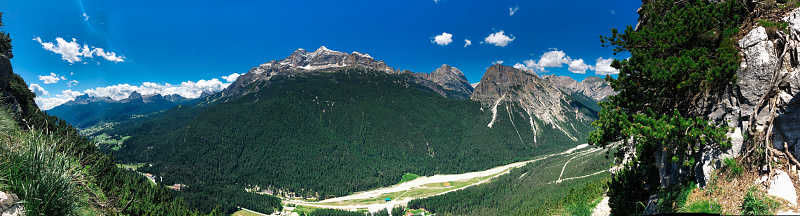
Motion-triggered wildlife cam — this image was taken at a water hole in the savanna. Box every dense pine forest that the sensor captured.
[408,144,613,215]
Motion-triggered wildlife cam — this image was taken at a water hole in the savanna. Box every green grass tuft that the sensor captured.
[680,199,722,214]
[0,130,81,215]
[723,157,742,177]
[740,186,781,215]
[657,181,696,213]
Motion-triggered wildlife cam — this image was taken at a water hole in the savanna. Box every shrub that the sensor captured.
[740,186,781,215]
[723,157,742,177]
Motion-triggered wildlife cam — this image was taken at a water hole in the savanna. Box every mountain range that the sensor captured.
[55,46,615,213]
[46,91,200,129]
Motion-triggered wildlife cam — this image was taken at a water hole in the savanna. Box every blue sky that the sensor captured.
[0,0,640,109]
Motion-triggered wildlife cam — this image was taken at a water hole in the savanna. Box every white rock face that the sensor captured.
[768,170,798,206]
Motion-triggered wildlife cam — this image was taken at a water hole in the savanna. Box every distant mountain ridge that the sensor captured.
[221,46,473,100]
[47,91,202,128]
[542,75,615,101]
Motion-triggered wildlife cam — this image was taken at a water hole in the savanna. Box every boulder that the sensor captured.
[0,192,18,213]
[768,170,798,206]
[1,204,22,216]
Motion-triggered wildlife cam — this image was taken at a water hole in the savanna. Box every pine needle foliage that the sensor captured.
[591,0,749,214]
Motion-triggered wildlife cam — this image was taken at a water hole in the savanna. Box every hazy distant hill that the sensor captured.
[46,91,200,129]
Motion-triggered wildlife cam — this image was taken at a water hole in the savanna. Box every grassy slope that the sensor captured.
[408,146,613,216]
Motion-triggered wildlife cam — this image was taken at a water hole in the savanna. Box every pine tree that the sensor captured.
[591,0,749,214]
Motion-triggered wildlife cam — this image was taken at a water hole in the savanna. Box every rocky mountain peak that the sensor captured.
[411,64,473,99]
[542,75,615,101]
[127,91,143,100]
[472,64,588,141]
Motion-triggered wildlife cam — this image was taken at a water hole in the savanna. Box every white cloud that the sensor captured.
[33,37,125,63]
[510,5,520,16]
[35,76,238,110]
[594,57,620,75]
[68,80,79,87]
[514,50,619,75]
[464,39,472,47]
[83,79,228,101]
[29,84,48,96]
[483,30,515,47]
[38,72,62,84]
[222,73,241,82]
[492,60,504,65]
[93,48,125,62]
[82,13,89,21]
[35,90,84,110]
[567,58,591,74]
[432,32,453,46]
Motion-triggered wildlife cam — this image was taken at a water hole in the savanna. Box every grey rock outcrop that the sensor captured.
[0,192,22,216]
[691,8,800,187]
[413,64,474,99]
[543,75,616,101]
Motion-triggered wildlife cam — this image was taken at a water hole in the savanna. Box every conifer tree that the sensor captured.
[591,0,749,214]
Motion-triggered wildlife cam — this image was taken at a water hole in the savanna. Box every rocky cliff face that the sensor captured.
[221,46,473,100]
[645,7,800,191]
[472,64,592,141]
[542,75,615,101]
[413,64,474,99]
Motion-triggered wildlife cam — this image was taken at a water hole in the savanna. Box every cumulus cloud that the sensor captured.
[432,32,453,46]
[510,5,520,16]
[594,57,620,75]
[93,48,125,62]
[464,39,472,47]
[35,77,235,110]
[483,30,515,47]
[82,13,89,21]
[514,49,619,75]
[38,73,63,84]
[34,90,84,110]
[33,37,125,63]
[68,80,79,87]
[222,73,241,82]
[84,79,228,100]
[492,60,504,65]
[29,84,48,96]
[567,59,591,74]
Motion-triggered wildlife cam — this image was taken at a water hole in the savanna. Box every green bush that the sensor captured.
[399,173,419,184]
[0,132,81,216]
[723,157,742,177]
[740,186,781,215]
